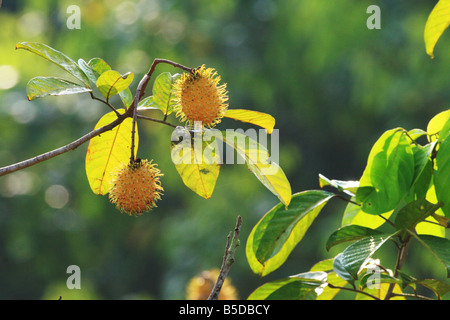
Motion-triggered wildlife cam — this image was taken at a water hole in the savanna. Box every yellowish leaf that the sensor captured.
[221,131,291,206]
[424,0,450,58]
[171,128,220,199]
[427,109,450,142]
[85,110,137,195]
[96,70,134,100]
[224,109,275,134]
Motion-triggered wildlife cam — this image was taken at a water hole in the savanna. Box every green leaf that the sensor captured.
[415,184,447,237]
[424,0,450,58]
[26,77,92,101]
[152,72,180,116]
[80,58,133,109]
[341,198,393,229]
[170,127,220,199]
[397,271,450,298]
[137,96,159,111]
[332,253,354,282]
[309,259,348,300]
[318,173,359,196]
[435,136,450,218]
[408,128,427,141]
[394,199,443,231]
[247,273,326,300]
[413,234,450,277]
[246,190,334,276]
[78,58,99,85]
[219,131,291,206]
[85,109,138,195]
[119,88,133,109]
[414,279,450,299]
[88,58,112,76]
[412,141,436,182]
[16,42,90,86]
[356,128,415,214]
[334,233,396,281]
[427,109,450,142]
[96,70,134,100]
[326,225,383,251]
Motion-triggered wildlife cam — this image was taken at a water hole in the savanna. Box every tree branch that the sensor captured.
[0,58,193,176]
[208,215,242,300]
[384,234,411,300]
[0,110,132,176]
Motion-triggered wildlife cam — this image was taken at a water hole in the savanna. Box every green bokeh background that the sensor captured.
[0,0,449,299]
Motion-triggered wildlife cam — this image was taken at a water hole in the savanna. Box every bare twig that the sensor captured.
[390,292,435,301]
[89,92,120,117]
[137,114,177,128]
[326,283,381,300]
[208,215,242,300]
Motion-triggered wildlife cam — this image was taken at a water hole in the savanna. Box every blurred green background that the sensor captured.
[0,0,449,300]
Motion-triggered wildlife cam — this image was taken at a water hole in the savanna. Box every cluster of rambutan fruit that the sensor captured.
[109,66,228,216]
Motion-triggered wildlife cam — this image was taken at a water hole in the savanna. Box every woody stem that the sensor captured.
[130,59,194,164]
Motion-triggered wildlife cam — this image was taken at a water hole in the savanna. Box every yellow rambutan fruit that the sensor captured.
[173,65,228,128]
[108,159,163,216]
[186,269,238,300]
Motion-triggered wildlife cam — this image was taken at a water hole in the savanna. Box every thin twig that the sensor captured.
[327,283,380,300]
[384,234,411,300]
[390,292,435,301]
[89,92,120,116]
[208,215,242,300]
[136,114,177,128]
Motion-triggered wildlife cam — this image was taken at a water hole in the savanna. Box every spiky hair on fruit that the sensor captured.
[173,65,229,128]
[108,159,163,216]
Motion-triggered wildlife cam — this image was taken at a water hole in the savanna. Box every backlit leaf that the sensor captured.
[170,127,220,199]
[247,275,325,300]
[219,131,291,206]
[318,173,359,196]
[356,128,415,214]
[224,109,276,134]
[81,58,133,108]
[16,42,90,86]
[424,0,450,58]
[137,96,159,111]
[341,198,393,229]
[435,136,450,217]
[26,77,91,101]
[394,199,443,231]
[152,72,180,116]
[96,70,134,100]
[413,234,450,277]
[85,109,137,195]
[246,190,334,276]
[427,109,450,142]
[326,225,382,251]
[334,233,396,280]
